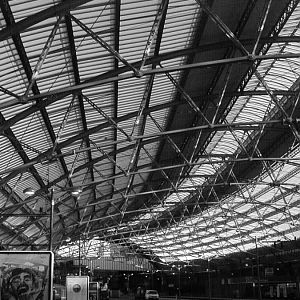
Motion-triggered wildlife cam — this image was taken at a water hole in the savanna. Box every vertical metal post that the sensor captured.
[178,268,181,300]
[251,261,255,298]
[79,236,82,276]
[208,259,212,300]
[49,188,54,251]
[151,271,154,289]
[255,237,262,300]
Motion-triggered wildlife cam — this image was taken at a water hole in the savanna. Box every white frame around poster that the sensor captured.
[0,251,54,300]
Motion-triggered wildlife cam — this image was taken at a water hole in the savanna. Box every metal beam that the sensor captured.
[0,0,95,41]
[0,116,292,184]
[70,14,141,77]
[111,0,121,210]
[139,0,169,70]
[0,0,69,238]
[22,16,63,101]
[0,36,299,109]
[64,10,92,221]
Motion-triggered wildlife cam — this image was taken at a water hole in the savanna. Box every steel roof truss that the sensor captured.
[149,114,189,164]
[70,14,141,77]
[0,85,19,99]
[0,0,96,41]
[21,16,63,102]
[139,0,169,71]
[197,0,300,145]
[64,9,95,222]
[211,65,232,125]
[90,139,127,176]
[163,69,210,125]
[51,95,76,156]
[251,0,273,55]
[83,95,132,141]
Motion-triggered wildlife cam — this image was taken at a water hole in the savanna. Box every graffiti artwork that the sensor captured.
[0,251,53,300]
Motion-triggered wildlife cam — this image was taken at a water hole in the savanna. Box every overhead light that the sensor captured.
[71,187,82,196]
[23,187,35,196]
[65,237,71,243]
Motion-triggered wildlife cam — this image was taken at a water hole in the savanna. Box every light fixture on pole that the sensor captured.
[23,186,82,252]
[78,235,82,276]
[23,187,35,196]
[23,187,54,252]
[71,187,82,197]
[49,187,54,252]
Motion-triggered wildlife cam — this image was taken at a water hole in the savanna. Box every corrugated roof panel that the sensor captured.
[0,0,299,262]
[46,97,83,140]
[72,3,115,80]
[118,78,148,113]
[160,0,199,53]
[119,1,158,59]
[9,0,55,21]
[146,8,300,259]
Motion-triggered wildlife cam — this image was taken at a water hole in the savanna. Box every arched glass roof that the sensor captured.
[0,0,299,265]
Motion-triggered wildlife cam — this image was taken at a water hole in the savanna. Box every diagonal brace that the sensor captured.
[139,0,168,70]
[21,16,63,102]
[83,95,132,141]
[162,66,211,125]
[70,14,142,77]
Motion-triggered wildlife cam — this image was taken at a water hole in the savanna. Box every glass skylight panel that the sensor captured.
[5,215,26,227]
[23,224,41,238]
[272,222,293,233]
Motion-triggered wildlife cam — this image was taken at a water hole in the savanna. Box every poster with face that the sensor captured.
[0,251,53,300]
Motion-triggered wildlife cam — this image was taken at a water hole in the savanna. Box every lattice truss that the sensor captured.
[0,0,299,264]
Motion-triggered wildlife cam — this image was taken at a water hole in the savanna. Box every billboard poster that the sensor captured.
[0,251,53,300]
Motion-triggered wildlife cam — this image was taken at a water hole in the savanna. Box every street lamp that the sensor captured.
[71,187,82,196]
[172,265,181,300]
[255,237,262,300]
[207,259,211,300]
[78,235,82,276]
[23,186,54,251]
[23,186,82,251]
[23,187,35,196]
[178,267,181,300]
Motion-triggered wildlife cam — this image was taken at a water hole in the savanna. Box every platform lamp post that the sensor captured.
[207,259,211,300]
[23,187,55,251]
[78,235,82,276]
[178,266,181,300]
[49,187,54,251]
[255,237,262,300]
[172,265,181,299]
[23,186,82,252]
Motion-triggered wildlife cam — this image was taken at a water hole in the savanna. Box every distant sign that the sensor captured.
[265,267,274,276]
[66,276,89,300]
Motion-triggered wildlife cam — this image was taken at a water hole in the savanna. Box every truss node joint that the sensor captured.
[38,153,58,165]
[283,117,298,126]
[269,182,280,187]
[134,70,144,78]
[18,95,29,104]
[247,54,256,61]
